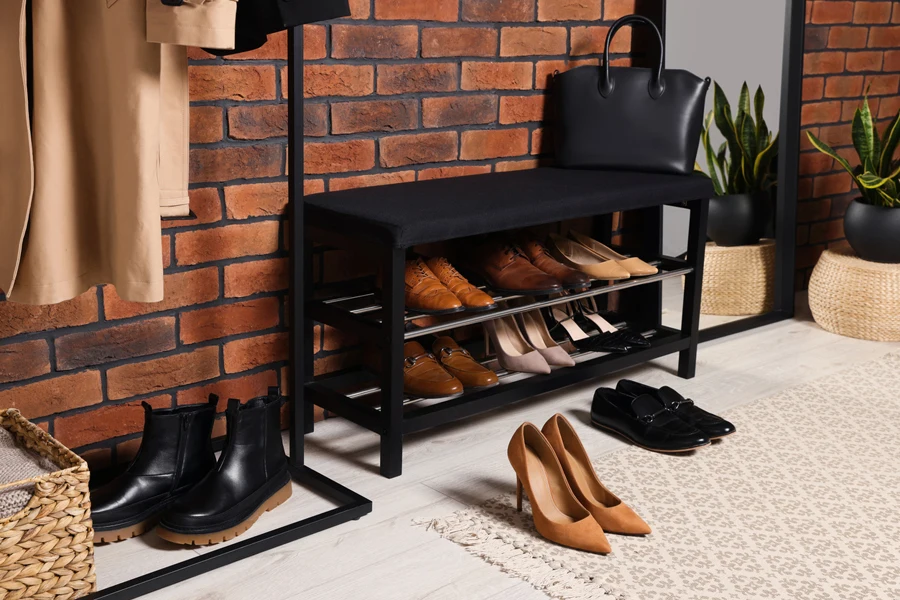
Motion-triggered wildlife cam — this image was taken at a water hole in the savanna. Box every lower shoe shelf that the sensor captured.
[306,322,687,436]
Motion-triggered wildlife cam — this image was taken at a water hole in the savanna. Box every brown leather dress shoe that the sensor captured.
[517,236,592,291]
[463,241,562,295]
[405,258,464,315]
[432,336,499,389]
[403,341,464,398]
[425,257,497,312]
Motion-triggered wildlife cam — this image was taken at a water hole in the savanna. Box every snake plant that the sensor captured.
[806,94,900,208]
[699,82,780,196]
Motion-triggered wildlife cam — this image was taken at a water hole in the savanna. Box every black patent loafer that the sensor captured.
[617,380,736,439]
[591,388,710,452]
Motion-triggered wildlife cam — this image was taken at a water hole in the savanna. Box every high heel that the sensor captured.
[508,423,611,554]
[510,299,576,367]
[546,234,631,281]
[567,231,658,276]
[542,414,651,536]
[516,477,523,512]
[577,298,650,349]
[516,310,576,367]
[543,304,629,354]
[483,317,551,375]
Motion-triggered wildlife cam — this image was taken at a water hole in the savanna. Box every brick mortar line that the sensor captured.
[0,321,290,394]
[0,285,289,354]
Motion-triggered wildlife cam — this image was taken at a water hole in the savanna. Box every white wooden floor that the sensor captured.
[94,303,900,600]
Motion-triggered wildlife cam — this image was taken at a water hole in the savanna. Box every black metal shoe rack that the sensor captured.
[305,200,709,479]
[83,27,372,600]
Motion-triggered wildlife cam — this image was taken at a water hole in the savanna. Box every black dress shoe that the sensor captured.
[157,389,292,545]
[591,388,710,452]
[91,396,217,543]
[617,380,736,439]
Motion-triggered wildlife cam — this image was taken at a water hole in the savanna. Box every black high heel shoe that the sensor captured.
[577,298,651,349]
[543,305,630,354]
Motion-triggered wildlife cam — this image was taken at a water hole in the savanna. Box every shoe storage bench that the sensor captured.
[303,168,712,478]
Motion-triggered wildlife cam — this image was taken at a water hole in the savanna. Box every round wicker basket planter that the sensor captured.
[700,240,775,316]
[808,247,900,341]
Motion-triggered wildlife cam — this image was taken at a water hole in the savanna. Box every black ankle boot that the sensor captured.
[157,390,291,545]
[91,396,217,543]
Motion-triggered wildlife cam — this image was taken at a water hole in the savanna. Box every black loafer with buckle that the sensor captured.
[591,387,710,452]
[617,380,736,439]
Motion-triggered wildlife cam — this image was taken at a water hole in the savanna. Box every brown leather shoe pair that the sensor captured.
[405,257,497,315]
[404,338,498,398]
[508,414,650,554]
[460,240,564,295]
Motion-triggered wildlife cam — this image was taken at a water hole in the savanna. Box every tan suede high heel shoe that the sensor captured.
[546,234,630,281]
[542,414,651,535]
[508,423,611,554]
[567,231,658,276]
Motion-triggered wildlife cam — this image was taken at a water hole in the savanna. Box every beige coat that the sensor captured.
[0,0,238,305]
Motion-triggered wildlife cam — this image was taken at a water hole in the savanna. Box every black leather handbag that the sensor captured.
[553,15,710,175]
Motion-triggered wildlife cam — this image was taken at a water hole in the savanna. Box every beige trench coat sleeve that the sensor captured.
[0,0,35,299]
[147,0,239,50]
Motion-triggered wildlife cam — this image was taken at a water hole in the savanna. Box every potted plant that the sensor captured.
[806,94,900,263]
[700,82,780,246]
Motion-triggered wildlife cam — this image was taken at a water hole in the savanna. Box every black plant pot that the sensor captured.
[844,198,900,263]
[707,193,772,247]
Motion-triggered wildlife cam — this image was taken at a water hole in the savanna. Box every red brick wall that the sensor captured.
[0,0,647,468]
[796,1,900,288]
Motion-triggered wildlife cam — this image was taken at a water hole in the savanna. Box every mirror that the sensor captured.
[660,0,788,332]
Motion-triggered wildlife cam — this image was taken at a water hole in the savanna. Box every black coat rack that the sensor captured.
[80,26,372,600]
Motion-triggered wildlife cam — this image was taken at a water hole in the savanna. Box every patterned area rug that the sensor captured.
[417,352,900,599]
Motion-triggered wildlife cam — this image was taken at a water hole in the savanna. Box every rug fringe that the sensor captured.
[414,511,622,600]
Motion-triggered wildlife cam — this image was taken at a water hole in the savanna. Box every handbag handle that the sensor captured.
[599,15,666,100]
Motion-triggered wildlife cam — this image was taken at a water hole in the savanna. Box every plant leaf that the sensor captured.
[887,161,900,180]
[717,142,727,173]
[728,158,743,194]
[879,112,900,175]
[754,132,780,184]
[875,187,898,208]
[713,82,742,187]
[852,100,876,172]
[739,82,751,117]
[857,172,892,189]
[807,131,855,175]
[739,113,757,189]
[702,114,724,195]
[754,86,766,141]
[758,118,769,151]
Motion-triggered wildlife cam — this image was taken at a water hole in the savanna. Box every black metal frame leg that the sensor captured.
[678,198,709,379]
[301,235,317,437]
[618,205,663,328]
[379,247,406,478]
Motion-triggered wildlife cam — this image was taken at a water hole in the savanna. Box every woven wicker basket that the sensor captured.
[809,247,900,341]
[0,410,95,600]
[700,240,776,316]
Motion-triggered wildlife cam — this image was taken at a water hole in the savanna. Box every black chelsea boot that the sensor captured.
[157,390,291,545]
[91,396,217,543]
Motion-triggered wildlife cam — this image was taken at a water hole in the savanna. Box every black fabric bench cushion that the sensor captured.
[305,168,713,248]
